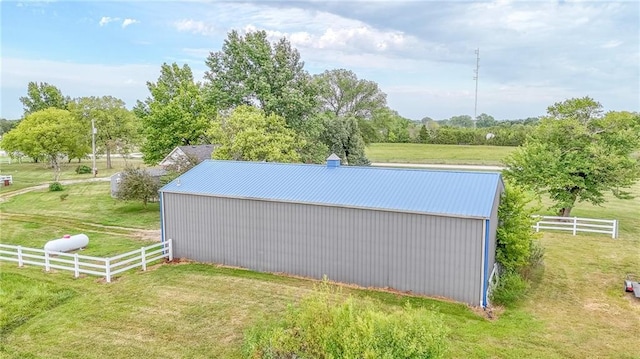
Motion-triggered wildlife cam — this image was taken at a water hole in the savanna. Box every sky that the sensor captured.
[1,0,638,122]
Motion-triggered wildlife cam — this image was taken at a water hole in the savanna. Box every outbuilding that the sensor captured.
[159,155,504,307]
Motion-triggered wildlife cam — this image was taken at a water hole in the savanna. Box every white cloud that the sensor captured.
[99,16,119,27]
[174,19,215,35]
[122,18,139,28]
[602,40,623,49]
[1,57,160,119]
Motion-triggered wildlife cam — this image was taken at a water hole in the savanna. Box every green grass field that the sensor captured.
[1,153,639,358]
[366,143,516,165]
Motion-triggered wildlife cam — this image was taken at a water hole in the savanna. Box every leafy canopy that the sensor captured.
[209,105,301,163]
[204,30,317,130]
[0,108,88,178]
[135,63,212,164]
[19,82,69,116]
[503,97,640,216]
[69,96,140,169]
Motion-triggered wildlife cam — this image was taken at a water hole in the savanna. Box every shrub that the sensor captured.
[490,271,528,307]
[48,182,64,192]
[115,166,161,207]
[243,280,449,359]
[496,183,541,273]
[75,165,92,174]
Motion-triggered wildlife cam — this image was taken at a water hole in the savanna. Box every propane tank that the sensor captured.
[44,234,89,252]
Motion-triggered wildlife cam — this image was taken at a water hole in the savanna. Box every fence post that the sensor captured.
[17,246,23,267]
[612,220,618,239]
[74,253,79,278]
[105,258,111,283]
[44,250,50,272]
[572,217,577,236]
[168,239,173,261]
[141,247,147,271]
[535,220,540,233]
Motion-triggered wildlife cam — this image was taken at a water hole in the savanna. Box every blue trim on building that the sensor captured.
[159,192,165,244]
[482,219,490,307]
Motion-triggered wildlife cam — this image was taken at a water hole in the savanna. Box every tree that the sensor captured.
[321,114,370,166]
[135,63,212,164]
[115,166,161,208]
[503,97,640,217]
[418,125,429,143]
[448,115,474,128]
[314,69,387,120]
[208,105,301,163]
[19,82,69,116]
[475,113,497,128]
[371,108,411,143]
[0,108,88,179]
[204,30,317,130]
[0,118,20,136]
[69,96,140,169]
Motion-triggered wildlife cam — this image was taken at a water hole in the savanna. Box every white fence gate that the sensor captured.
[532,216,618,239]
[0,239,172,282]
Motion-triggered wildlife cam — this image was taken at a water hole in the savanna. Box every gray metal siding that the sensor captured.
[164,193,484,305]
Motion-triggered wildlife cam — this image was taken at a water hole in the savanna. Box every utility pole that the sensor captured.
[92,118,97,177]
[473,48,480,129]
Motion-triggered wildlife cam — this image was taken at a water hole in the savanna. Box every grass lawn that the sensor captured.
[366,143,516,165]
[1,149,639,358]
[0,157,144,193]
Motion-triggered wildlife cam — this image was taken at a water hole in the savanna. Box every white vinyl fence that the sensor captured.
[532,216,618,239]
[0,239,172,282]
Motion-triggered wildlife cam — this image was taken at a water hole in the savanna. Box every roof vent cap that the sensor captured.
[326,153,341,168]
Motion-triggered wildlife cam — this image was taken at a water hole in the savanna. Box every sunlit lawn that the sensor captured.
[366,143,516,165]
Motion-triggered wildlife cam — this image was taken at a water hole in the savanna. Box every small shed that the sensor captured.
[159,156,504,307]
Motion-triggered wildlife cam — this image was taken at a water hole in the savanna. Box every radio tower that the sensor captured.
[473,48,480,128]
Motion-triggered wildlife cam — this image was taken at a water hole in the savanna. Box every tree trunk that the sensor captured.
[106,147,112,169]
[558,207,573,217]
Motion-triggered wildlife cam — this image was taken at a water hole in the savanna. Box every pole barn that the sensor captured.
[159,155,504,307]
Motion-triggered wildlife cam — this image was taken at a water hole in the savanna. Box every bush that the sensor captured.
[48,182,64,192]
[490,271,528,307]
[115,166,161,207]
[243,280,449,359]
[75,165,92,174]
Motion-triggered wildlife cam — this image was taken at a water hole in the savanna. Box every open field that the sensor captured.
[1,153,639,358]
[366,143,516,165]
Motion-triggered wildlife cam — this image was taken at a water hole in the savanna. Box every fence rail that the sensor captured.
[532,216,618,239]
[0,239,172,282]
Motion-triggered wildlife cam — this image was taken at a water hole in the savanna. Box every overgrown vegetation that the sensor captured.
[492,183,543,307]
[114,166,161,207]
[75,164,92,174]
[243,280,449,359]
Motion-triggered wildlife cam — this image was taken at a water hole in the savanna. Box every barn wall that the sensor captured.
[163,193,485,305]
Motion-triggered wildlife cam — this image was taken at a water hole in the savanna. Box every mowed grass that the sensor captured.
[0,157,144,193]
[0,182,160,230]
[366,143,516,165]
[1,148,640,358]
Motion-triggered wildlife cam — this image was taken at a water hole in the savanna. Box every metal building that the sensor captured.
[159,156,504,307]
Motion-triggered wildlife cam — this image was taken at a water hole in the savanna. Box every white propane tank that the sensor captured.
[44,234,89,252]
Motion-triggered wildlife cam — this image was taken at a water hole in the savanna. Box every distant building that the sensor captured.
[159,145,218,168]
[159,155,504,307]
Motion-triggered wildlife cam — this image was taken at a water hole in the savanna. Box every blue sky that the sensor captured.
[1,0,638,121]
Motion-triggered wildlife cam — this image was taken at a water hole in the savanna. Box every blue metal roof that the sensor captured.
[159,160,503,218]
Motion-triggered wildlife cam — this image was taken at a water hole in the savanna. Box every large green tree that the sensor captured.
[19,82,69,116]
[208,105,301,163]
[503,97,640,217]
[69,96,140,169]
[314,69,387,120]
[135,63,212,164]
[1,108,88,179]
[321,114,370,166]
[204,30,317,130]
